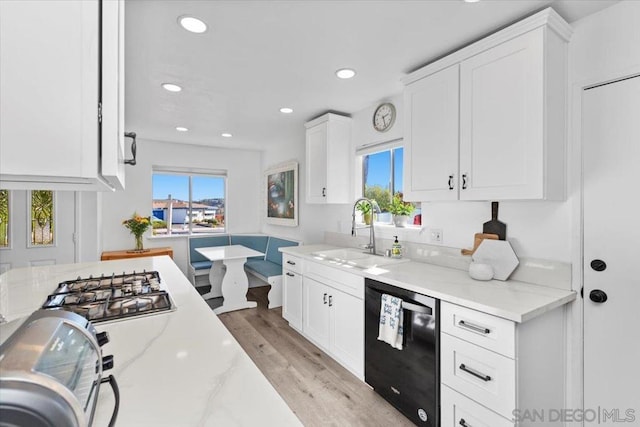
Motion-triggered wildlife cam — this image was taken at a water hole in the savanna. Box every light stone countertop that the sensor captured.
[0,256,302,427]
[280,244,576,323]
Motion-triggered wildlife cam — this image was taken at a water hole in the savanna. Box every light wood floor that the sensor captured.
[216,286,415,427]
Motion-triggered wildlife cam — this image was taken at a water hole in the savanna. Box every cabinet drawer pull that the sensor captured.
[328,295,333,307]
[322,187,326,197]
[286,260,296,265]
[462,173,468,190]
[286,272,295,277]
[448,174,454,190]
[459,363,491,382]
[458,320,490,334]
[459,418,470,427]
[323,293,328,304]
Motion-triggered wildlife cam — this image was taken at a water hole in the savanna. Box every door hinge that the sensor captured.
[98,102,103,123]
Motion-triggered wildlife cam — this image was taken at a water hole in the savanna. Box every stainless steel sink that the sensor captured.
[310,248,407,269]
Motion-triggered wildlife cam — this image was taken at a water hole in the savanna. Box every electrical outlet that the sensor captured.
[430,228,443,244]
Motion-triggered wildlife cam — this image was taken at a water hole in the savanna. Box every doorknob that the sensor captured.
[589,289,608,303]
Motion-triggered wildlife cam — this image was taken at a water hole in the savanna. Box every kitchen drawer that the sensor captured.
[441,333,516,419]
[441,301,515,358]
[304,260,364,299]
[282,254,303,274]
[441,385,514,427]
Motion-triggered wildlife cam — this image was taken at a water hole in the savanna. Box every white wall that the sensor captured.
[100,139,262,276]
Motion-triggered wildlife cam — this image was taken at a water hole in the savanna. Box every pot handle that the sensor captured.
[100,374,120,427]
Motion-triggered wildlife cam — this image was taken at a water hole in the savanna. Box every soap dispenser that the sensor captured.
[391,236,402,259]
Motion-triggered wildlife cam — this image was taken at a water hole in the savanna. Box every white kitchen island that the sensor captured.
[0,256,301,427]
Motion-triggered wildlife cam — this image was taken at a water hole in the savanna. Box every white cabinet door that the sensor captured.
[459,28,544,200]
[283,269,303,331]
[0,0,99,182]
[304,113,352,204]
[404,64,460,202]
[100,0,126,190]
[303,277,331,349]
[305,123,328,203]
[329,288,364,378]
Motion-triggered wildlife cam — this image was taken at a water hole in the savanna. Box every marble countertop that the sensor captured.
[0,256,301,427]
[280,245,576,323]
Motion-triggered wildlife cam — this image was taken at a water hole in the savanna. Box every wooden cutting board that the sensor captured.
[483,201,506,240]
[461,233,499,256]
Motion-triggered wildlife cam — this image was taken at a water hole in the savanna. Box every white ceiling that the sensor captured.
[125,0,617,151]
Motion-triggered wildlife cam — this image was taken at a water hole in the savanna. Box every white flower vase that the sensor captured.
[393,215,410,227]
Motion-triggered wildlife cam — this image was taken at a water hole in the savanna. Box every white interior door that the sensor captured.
[583,75,640,420]
[0,190,76,272]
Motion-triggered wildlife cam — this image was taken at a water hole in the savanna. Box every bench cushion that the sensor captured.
[230,235,268,261]
[191,260,213,271]
[189,235,230,264]
[265,237,299,266]
[245,260,282,279]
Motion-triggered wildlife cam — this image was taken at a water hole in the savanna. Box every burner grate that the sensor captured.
[42,270,173,323]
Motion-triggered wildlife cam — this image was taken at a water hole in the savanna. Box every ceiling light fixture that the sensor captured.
[176,126,189,132]
[280,107,294,114]
[162,83,182,92]
[221,133,232,138]
[463,0,481,3]
[335,68,356,79]
[178,15,207,33]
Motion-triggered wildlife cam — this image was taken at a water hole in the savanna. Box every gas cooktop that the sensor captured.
[42,270,175,323]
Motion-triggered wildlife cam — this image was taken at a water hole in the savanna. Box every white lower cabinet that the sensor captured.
[282,255,303,331]
[301,273,364,379]
[441,301,566,426]
[441,385,514,427]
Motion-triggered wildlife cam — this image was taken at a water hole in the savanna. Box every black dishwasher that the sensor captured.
[364,278,439,426]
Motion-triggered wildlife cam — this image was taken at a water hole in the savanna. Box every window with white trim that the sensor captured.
[0,189,9,248]
[30,190,55,246]
[151,170,226,236]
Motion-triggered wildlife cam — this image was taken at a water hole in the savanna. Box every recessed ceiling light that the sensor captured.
[221,133,232,138]
[280,107,294,114]
[335,68,356,79]
[463,0,481,3]
[162,83,182,92]
[178,15,207,33]
[176,126,189,132]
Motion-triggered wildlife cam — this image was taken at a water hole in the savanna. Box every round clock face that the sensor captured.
[373,103,396,132]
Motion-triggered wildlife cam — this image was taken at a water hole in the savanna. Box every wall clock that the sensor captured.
[373,102,396,132]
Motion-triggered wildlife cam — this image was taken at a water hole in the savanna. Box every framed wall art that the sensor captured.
[265,161,298,226]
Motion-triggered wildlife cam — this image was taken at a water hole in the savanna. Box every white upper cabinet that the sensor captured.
[404,64,460,201]
[305,113,352,204]
[0,0,126,191]
[403,8,572,202]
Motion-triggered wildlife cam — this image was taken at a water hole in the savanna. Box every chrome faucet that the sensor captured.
[351,198,380,255]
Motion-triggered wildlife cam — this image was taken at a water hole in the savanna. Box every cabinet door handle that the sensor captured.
[459,363,491,382]
[458,320,490,334]
[461,173,468,190]
[286,272,295,277]
[322,187,326,197]
[323,293,328,304]
[459,418,471,427]
[448,174,454,190]
[124,132,137,166]
[328,295,333,307]
[286,260,296,265]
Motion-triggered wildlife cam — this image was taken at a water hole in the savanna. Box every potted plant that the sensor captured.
[389,193,414,227]
[356,201,374,225]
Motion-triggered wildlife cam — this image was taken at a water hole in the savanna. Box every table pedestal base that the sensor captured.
[210,258,256,315]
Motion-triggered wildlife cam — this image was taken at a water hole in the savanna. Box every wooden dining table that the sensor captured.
[195,244,264,315]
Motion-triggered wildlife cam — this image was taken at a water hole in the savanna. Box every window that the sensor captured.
[362,147,420,224]
[30,190,55,245]
[0,190,8,248]
[152,171,226,236]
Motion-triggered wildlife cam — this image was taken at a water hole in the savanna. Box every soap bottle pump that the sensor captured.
[391,235,402,258]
